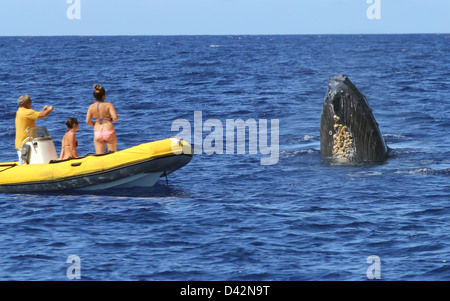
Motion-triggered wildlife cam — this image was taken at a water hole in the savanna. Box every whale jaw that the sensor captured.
[320,74,388,164]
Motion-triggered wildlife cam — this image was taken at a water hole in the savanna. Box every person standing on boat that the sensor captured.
[85,84,119,154]
[59,118,79,160]
[15,94,54,165]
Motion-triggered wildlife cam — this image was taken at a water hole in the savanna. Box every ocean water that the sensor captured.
[0,35,448,281]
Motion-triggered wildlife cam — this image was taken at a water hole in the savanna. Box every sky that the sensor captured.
[0,0,449,36]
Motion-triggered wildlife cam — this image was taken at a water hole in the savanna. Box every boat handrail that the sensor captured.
[20,126,52,149]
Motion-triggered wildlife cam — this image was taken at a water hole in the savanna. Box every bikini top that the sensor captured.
[95,101,112,125]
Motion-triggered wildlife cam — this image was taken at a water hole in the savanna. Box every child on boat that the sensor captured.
[59,117,79,160]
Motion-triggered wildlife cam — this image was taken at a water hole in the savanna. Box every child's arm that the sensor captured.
[59,142,65,160]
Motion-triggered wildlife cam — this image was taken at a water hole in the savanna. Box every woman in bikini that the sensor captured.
[85,84,119,154]
[60,117,79,160]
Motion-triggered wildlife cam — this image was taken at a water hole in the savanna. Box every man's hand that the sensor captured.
[38,105,54,119]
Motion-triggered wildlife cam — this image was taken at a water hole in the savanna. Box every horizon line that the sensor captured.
[1,32,449,38]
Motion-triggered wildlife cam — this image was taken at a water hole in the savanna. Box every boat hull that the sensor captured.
[0,138,193,193]
[0,154,191,193]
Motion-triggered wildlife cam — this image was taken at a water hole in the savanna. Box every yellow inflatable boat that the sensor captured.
[0,127,193,193]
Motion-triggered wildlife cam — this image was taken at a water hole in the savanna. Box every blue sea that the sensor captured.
[0,35,448,281]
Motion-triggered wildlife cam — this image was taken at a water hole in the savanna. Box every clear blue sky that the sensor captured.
[0,0,449,36]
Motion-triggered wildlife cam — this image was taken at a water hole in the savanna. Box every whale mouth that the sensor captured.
[331,114,355,161]
[320,74,388,164]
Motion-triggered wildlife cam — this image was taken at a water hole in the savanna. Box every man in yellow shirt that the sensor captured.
[15,94,54,164]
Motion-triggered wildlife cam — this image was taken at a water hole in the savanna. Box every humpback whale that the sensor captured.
[320,74,389,163]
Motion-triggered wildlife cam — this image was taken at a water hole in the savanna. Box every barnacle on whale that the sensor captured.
[332,115,354,159]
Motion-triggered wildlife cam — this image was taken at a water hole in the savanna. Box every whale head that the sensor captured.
[320,74,388,164]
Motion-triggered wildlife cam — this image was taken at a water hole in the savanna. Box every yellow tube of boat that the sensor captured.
[0,138,193,186]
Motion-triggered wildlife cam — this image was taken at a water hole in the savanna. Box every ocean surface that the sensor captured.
[0,35,448,281]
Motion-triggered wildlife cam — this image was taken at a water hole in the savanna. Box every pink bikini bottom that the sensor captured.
[94,129,115,142]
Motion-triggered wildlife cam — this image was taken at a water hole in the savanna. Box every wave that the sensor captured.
[383,133,408,139]
[280,148,320,158]
[395,167,450,176]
